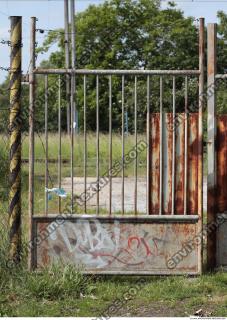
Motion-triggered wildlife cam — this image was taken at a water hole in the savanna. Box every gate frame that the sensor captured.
[28,17,205,274]
[207,23,217,270]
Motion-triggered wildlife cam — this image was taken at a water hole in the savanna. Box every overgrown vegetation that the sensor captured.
[1,255,227,317]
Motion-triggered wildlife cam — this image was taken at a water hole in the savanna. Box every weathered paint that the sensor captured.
[165,113,173,215]
[175,114,185,215]
[162,114,172,214]
[150,114,160,214]
[188,113,199,215]
[150,113,199,215]
[33,216,199,274]
[217,116,227,213]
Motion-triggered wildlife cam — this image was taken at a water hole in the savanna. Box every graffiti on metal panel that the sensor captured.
[39,219,197,270]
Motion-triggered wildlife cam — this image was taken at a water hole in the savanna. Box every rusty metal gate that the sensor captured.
[28,17,205,275]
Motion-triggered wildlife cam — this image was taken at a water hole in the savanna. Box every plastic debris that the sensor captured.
[45,188,67,200]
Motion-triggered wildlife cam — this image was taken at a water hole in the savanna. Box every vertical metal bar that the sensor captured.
[70,0,77,134]
[159,77,163,215]
[172,76,176,215]
[96,75,100,215]
[70,80,74,213]
[70,0,76,68]
[109,75,112,216]
[28,16,36,270]
[44,75,48,215]
[146,75,150,215]
[58,75,62,214]
[70,0,75,213]
[64,0,70,135]
[207,23,217,270]
[198,17,205,274]
[134,76,138,215]
[122,75,125,215]
[9,16,22,263]
[184,76,188,215]
[84,75,87,214]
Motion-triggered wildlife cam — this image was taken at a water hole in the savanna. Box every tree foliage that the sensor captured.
[1,0,227,133]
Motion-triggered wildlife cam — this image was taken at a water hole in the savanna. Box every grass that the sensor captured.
[0,132,222,317]
[1,254,227,317]
[19,133,147,215]
[21,132,147,176]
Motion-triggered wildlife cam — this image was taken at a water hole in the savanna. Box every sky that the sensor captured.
[0,0,226,83]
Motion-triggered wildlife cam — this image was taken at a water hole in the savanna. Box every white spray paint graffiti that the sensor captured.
[56,220,120,268]
[38,220,198,272]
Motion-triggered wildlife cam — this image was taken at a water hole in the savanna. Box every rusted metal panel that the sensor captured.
[33,216,199,275]
[187,113,199,215]
[217,116,227,213]
[150,114,160,214]
[175,114,185,215]
[150,113,199,215]
[164,113,173,215]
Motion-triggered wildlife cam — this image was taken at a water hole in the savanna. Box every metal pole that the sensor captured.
[134,76,138,215]
[28,17,36,270]
[70,0,77,134]
[146,75,150,215]
[9,16,22,263]
[70,0,75,211]
[96,75,100,215]
[207,23,217,271]
[58,76,62,214]
[109,76,112,216]
[159,77,163,215]
[64,0,71,135]
[83,75,87,214]
[172,76,176,215]
[198,17,205,274]
[122,75,125,215]
[44,75,48,215]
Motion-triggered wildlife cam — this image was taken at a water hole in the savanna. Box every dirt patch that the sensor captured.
[115,300,215,317]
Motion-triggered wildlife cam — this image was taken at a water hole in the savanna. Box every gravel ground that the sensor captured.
[62,176,207,213]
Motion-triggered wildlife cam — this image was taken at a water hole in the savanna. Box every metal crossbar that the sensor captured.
[34,68,201,76]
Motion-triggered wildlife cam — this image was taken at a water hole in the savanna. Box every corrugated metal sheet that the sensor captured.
[149,113,199,215]
[217,116,227,214]
[175,114,185,214]
[188,113,199,215]
[150,114,160,214]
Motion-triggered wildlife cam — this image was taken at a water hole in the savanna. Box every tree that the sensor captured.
[0,0,203,132]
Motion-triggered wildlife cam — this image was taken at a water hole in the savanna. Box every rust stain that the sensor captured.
[166,113,173,214]
[175,113,185,214]
[149,113,199,215]
[35,219,199,273]
[150,114,160,214]
[188,113,199,215]
[217,116,227,213]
